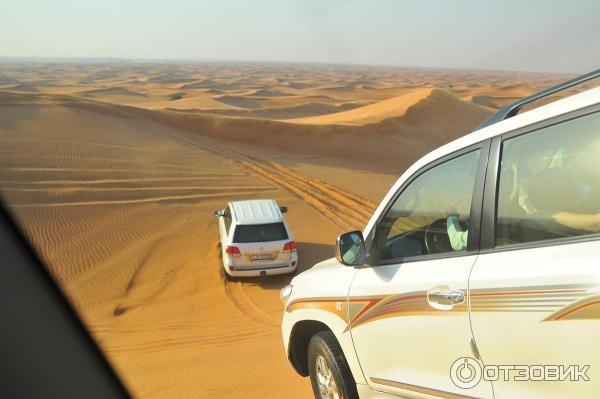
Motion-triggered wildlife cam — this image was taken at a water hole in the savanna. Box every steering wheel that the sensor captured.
[424,218,452,254]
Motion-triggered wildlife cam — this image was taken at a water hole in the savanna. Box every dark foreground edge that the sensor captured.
[0,203,131,398]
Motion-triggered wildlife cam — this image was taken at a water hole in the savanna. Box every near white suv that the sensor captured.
[281,73,600,399]
[215,199,297,277]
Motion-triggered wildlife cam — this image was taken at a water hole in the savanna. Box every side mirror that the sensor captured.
[335,230,366,267]
[279,206,288,213]
[214,209,225,217]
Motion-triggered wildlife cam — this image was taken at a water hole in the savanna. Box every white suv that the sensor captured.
[281,73,600,399]
[215,199,297,277]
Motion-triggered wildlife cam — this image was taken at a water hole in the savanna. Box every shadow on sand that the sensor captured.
[236,241,334,290]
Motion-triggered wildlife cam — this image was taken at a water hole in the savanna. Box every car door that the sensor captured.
[349,143,494,398]
[470,107,600,398]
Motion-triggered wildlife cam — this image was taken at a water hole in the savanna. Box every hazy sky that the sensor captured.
[2,0,598,73]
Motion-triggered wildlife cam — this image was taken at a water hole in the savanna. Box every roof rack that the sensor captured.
[477,68,600,130]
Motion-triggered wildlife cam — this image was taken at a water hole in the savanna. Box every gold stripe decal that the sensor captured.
[284,284,598,329]
[543,294,600,321]
[285,290,466,331]
[285,297,347,321]
[370,377,480,399]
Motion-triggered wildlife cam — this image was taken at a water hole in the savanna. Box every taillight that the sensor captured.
[226,245,241,257]
[283,241,296,252]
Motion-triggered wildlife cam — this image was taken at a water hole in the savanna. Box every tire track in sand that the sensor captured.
[153,129,378,232]
[212,242,280,328]
[154,129,379,325]
[213,148,377,231]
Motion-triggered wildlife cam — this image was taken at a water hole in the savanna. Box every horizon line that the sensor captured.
[0,55,578,76]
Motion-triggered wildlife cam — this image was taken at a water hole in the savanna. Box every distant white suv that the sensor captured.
[215,199,297,277]
[281,73,600,399]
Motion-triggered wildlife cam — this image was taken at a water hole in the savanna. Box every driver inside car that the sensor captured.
[446,138,600,251]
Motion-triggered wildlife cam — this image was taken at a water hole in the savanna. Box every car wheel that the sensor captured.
[307,331,358,399]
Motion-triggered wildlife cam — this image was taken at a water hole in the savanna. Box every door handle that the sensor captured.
[428,290,465,306]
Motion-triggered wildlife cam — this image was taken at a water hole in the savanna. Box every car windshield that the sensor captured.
[234,223,288,243]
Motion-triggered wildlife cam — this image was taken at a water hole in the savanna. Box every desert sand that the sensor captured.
[0,62,575,398]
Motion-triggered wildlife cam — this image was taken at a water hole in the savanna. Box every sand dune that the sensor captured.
[179,79,219,89]
[169,102,358,120]
[142,96,241,110]
[205,88,223,95]
[0,62,570,399]
[214,95,263,109]
[0,92,412,397]
[6,83,39,92]
[287,88,434,125]
[0,75,20,85]
[471,95,522,109]
[75,87,150,104]
[287,81,318,89]
[321,83,357,93]
[248,94,356,109]
[0,100,324,398]
[79,87,149,97]
[2,63,570,118]
[248,89,291,97]
[148,75,196,84]
[0,88,489,175]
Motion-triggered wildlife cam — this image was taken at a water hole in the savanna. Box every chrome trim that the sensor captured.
[370,377,480,399]
[233,263,292,271]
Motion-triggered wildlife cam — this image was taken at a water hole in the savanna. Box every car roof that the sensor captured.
[364,86,600,236]
[230,199,284,225]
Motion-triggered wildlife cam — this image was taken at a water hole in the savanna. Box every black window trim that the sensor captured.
[232,222,289,243]
[363,139,491,267]
[479,102,600,255]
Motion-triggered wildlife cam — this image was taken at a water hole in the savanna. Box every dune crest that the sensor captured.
[286,88,433,125]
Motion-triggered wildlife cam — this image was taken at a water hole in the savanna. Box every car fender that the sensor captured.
[283,305,366,384]
[282,258,365,384]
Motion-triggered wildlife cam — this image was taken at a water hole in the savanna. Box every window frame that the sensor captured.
[364,140,491,267]
[232,222,289,243]
[479,103,600,254]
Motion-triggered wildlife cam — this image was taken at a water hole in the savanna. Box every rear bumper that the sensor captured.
[226,263,296,277]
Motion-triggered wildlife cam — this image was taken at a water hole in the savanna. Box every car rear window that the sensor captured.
[234,223,288,243]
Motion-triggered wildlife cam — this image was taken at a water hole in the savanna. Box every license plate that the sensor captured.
[251,254,274,261]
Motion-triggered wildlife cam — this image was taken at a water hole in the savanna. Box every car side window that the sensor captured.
[373,149,481,262]
[496,112,600,246]
[224,205,232,234]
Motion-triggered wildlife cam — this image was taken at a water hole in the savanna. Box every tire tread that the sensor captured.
[307,330,359,399]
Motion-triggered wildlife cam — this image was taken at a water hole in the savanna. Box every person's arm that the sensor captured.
[447,215,468,251]
[551,212,600,233]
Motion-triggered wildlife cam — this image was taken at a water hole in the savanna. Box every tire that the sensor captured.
[307,331,359,399]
